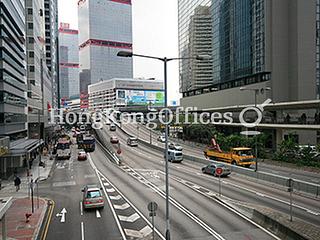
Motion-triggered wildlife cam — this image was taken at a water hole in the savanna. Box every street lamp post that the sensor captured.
[240,87,271,172]
[117,51,209,240]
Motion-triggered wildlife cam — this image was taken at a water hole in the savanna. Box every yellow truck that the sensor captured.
[203,138,256,167]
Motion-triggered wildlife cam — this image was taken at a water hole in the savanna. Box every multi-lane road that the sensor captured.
[123,122,320,184]
[39,122,320,240]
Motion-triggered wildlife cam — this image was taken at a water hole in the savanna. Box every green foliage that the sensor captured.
[274,134,320,168]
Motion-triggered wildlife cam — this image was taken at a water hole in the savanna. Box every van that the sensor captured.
[127,137,138,147]
[164,149,183,163]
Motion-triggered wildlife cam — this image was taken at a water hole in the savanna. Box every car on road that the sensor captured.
[127,137,138,147]
[169,142,183,151]
[110,123,116,131]
[110,136,119,144]
[82,185,104,209]
[78,150,87,161]
[165,149,183,163]
[201,163,231,177]
[157,135,165,143]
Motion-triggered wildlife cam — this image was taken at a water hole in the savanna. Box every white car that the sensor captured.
[157,135,166,143]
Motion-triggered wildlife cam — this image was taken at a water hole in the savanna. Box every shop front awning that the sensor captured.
[3,139,44,157]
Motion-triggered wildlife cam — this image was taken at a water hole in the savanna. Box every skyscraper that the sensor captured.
[78,0,133,99]
[44,0,59,108]
[25,0,45,138]
[178,0,212,93]
[59,23,80,100]
[0,0,27,139]
[179,0,317,107]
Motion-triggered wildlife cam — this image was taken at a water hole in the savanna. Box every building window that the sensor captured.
[29,66,35,72]
[28,23,33,29]
[29,37,34,43]
[29,51,34,58]
[28,8,33,15]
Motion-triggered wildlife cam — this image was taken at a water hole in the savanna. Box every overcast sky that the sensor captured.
[58,0,180,103]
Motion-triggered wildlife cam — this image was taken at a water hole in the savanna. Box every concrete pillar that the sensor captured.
[276,129,284,151]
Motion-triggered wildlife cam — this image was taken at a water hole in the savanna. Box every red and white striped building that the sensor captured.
[78,0,133,104]
[58,23,80,100]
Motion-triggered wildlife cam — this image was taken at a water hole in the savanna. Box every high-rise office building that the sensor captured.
[178,0,212,93]
[25,0,46,138]
[44,0,59,108]
[188,5,213,91]
[59,23,80,100]
[0,0,28,140]
[179,0,317,107]
[78,0,133,99]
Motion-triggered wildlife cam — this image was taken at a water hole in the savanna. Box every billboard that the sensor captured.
[117,89,164,106]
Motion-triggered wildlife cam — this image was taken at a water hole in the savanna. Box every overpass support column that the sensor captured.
[276,129,284,151]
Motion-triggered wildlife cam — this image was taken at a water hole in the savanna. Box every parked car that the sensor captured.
[127,137,138,147]
[78,150,87,161]
[110,136,119,144]
[82,185,104,209]
[157,135,165,143]
[201,163,231,177]
[110,124,116,131]
[168,142,183,151]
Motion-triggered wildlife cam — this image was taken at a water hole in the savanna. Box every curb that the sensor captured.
[33,198,48,240]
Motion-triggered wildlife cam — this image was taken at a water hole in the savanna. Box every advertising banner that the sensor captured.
[117,89,164,106]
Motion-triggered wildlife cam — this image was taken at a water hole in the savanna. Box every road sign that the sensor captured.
[215,167,223,176]
[147,202,158,240]
[148,202,158,212]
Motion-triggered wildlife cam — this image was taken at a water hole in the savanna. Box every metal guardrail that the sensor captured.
[117,123,320,198]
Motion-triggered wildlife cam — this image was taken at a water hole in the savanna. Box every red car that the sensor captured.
[78,150,87,161]
[110,136,119,144]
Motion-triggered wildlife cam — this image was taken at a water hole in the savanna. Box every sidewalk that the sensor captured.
[0,197,48,240]
[0,154,55,198]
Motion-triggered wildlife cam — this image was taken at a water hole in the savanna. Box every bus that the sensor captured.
[78,134,95,152]
[56,138,71,160]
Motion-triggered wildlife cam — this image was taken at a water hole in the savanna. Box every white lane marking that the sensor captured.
[80,201,83,216]
[87,154,127,240]
[56,208,67,223]
[96,209,101,218]
[109,195,122,200]
[95,170,165,240]
[306,209,320,215]
[120,166,225,240]
[52,181,76,187]
[170,175,281,240]
[169,165,320,216]
[124,226,152,238]
[103,182,110,186]
[106,188,116,193]
[118,213,140,223]
[114,203,130,210]
[81,222,85,240]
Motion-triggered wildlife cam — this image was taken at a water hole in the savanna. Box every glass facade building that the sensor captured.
[78,0,133,100]
[0,0,27,139]
[179,0,269,95]
[178,0,212,92]
[58,23,80,100]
